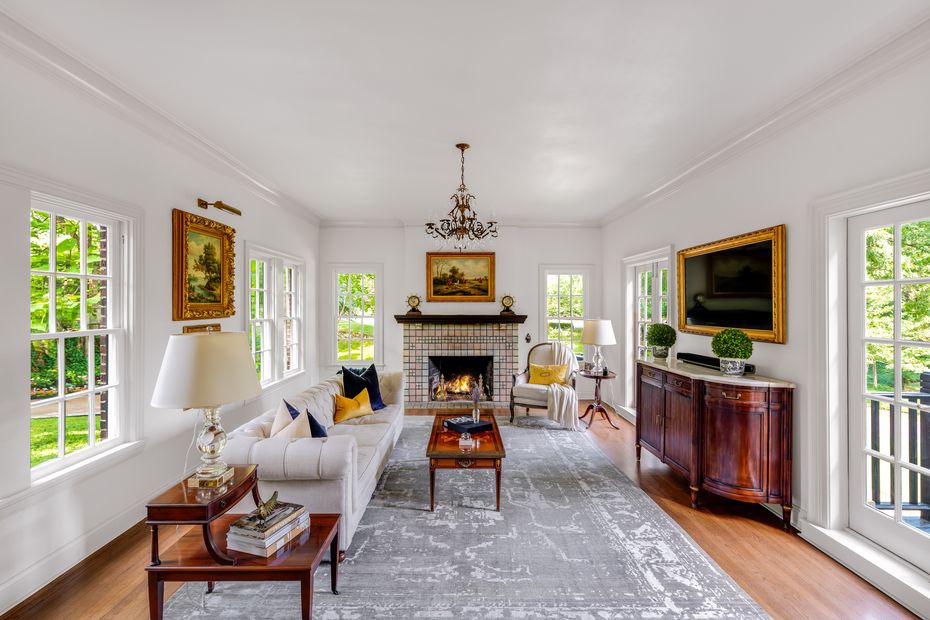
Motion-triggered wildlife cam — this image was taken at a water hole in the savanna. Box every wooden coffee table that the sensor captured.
[426,413,506,511]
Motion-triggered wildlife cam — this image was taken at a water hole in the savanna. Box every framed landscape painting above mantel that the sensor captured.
[426,252,495,302]
[172,209,236,320]
[677,224,786,343]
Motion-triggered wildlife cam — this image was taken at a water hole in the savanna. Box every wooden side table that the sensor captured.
[145,465,340,619]
[146,465,261,567]
[579,371,619,429]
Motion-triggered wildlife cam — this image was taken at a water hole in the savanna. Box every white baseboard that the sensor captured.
[800,521,930,618]
[0,477,176,614]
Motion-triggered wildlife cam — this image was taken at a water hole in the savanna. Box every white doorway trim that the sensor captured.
[804,168,930,616]
[620,246,673,413]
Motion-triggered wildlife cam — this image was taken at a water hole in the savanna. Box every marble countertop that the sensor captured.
[638,358,796,389]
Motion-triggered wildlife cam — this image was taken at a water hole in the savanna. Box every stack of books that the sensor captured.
[226,501,309,557]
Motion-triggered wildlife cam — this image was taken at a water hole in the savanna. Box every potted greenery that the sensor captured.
[646,323,677,359]
[711,328,753,375]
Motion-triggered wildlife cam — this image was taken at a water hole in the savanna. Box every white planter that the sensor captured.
[719,358,746,376]
[653,346,669,359]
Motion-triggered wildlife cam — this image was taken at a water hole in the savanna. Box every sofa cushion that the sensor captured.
[338,403,403,427]
[342,364,385,410]
[513,382,550,405]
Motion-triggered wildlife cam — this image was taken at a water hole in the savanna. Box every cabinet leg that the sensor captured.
[635,443,641,461]
[689,486,700,508]
[206,581,215,594]
[782,505,792,532]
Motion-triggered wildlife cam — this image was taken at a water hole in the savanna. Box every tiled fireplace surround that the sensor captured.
[402,322,520,409]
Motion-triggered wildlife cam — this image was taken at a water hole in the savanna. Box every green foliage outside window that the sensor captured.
[864,222,930,393]
[336,273,375,361]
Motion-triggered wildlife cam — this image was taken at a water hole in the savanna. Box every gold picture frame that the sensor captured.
[677,224,786,343]
[182,323,222,334]
[172,209,236,320]
[426,252,495,302]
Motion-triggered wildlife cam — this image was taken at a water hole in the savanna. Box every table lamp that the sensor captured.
[581,319,616,374]
[151,331,262,484]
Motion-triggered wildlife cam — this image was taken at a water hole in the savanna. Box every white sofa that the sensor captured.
[223,371,404,554]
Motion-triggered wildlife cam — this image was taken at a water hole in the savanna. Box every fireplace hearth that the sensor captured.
[428,356,493,402]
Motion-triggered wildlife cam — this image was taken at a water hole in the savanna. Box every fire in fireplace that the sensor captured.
[428,356,493,402]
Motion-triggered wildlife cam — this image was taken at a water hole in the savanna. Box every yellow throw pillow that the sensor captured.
[334,388,374,423]
[528,363,569,385]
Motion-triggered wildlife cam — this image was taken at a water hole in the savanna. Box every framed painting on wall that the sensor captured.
[172,209,236,320]
[426,252,495,302]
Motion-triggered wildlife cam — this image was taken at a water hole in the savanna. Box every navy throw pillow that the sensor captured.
[285,400,327,438]
[341,364,385,411]
[284,400,301,419]
[305,409,328,438]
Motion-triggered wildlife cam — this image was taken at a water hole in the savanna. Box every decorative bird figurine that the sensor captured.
[257,491,279,524]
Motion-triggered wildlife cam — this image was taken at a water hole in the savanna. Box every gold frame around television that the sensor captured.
[677,224,786,343]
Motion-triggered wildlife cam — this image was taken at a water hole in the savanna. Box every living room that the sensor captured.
[1,2,930,618]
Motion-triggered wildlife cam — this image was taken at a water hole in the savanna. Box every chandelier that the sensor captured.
[425,143,498,251]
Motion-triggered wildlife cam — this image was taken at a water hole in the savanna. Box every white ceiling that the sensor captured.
[1,1,928,224]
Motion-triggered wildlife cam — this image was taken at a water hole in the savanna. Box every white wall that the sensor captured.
[0,52,320,611]
[319,225,602,399]
[601,54,930,519]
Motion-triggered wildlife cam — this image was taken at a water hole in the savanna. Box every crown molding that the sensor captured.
[0,9,320,226]
[600,14,930,225]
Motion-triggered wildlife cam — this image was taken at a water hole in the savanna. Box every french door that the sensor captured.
[634,259,669,360]
[848,199,930,573]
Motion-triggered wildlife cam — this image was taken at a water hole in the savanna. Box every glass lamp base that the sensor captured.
[591,345,605,373]
[194,406,229,481]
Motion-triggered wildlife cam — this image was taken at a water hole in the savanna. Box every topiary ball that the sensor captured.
[646,323,677,348]
[711,328,753,359]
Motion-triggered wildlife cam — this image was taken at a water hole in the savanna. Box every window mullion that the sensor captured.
[56,336,65,459]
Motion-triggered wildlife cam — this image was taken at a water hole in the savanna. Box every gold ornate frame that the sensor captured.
[426,252,495,302]
[172,209,236,320]
[677,224,786,343]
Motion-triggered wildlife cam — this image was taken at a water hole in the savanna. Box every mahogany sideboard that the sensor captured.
[635,359,795,530]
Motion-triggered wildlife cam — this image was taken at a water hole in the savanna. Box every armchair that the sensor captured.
[510,342,578,422]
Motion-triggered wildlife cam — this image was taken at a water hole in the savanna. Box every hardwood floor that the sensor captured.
[2,404,915,620]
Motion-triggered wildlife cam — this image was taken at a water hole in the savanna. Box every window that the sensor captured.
[635,260,669,359]
[246,245,303,385]
[29,200,125,470]
[543,270,587,356]
[335,271,377,362]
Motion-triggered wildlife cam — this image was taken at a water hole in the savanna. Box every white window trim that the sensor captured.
[29,191,142,483]
[538,265,594,359]
[244,243,306,389]
[329,263,383,367]
[806,169,930,616]
[621,247,673,411]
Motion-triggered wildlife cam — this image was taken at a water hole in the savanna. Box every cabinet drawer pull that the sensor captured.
[722,391,742,400]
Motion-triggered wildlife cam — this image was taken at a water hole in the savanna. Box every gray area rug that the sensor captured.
[166,417,767,619]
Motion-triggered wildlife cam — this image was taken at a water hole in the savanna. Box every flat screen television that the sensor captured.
[677,225,786,343]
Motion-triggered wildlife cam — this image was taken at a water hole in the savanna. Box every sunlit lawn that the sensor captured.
[337,321,375,361]
[31,415,103,467]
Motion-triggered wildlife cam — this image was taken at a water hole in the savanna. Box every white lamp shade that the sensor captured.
[151,332,262,409]
[581,319,616,346]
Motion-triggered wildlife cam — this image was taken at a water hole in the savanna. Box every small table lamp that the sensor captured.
[581,319,616,374]
[151,331,262,484]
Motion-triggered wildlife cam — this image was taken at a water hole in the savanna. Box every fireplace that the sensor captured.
[428,356,493,402]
